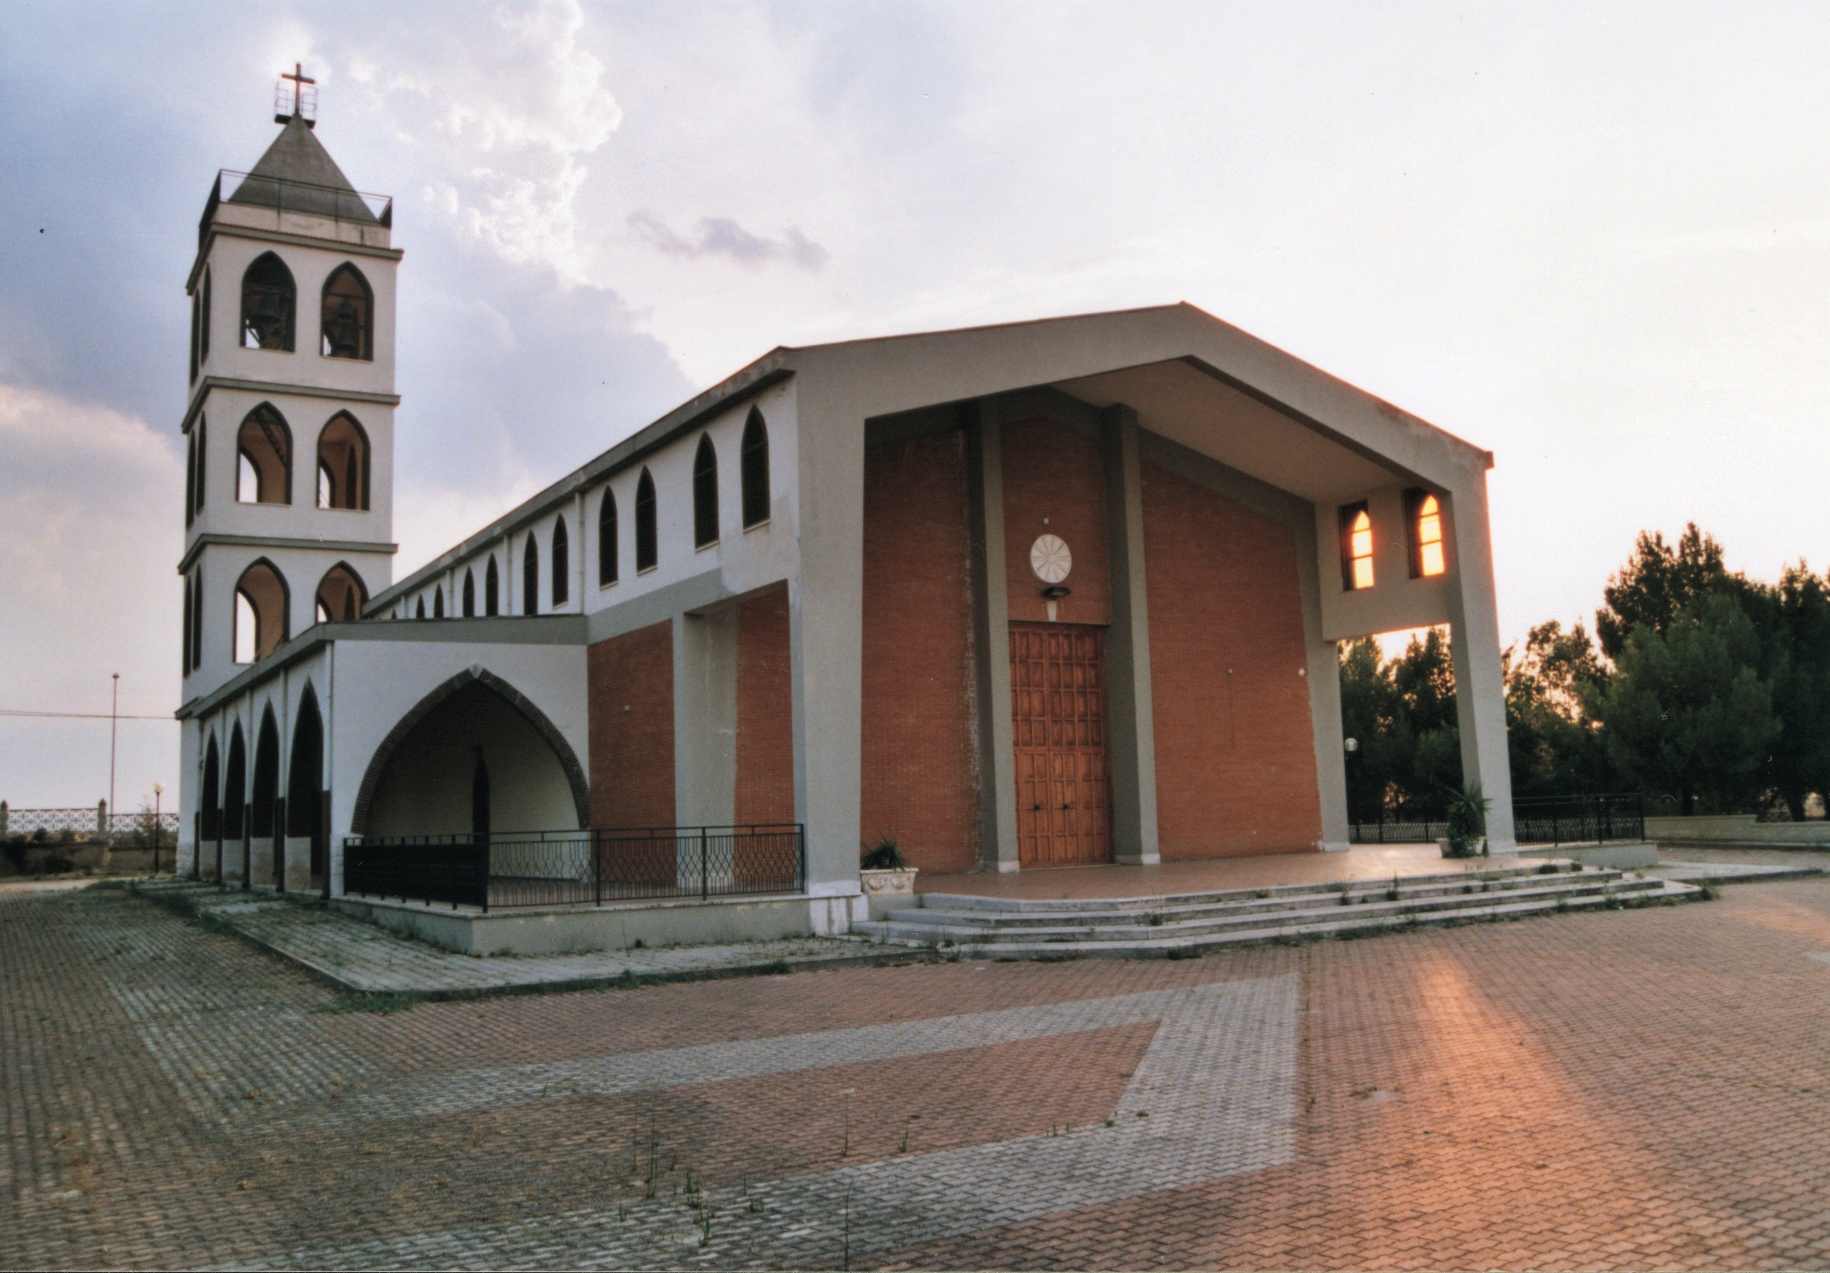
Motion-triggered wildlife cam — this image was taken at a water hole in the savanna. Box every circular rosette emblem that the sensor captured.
[1030,534,1072,584]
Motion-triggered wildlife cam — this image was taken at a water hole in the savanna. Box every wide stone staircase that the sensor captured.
[852,860,1700,959]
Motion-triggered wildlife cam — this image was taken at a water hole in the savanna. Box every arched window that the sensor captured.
[315,413,369,510]
[693,435,719,548]
[184,431,197,528]
[182,575,194,675]
[597,490,618,587]
[287,688,324,875]
[189,284,201,382]
[236,405,292,505]
[523,535,540,615]
[314,563,365,625]
[241,252,295,351]
[251,709,280,840]
[635,468,658,572]
[485,556,500,616]
[416,596,426,620]
[462,568,476,617]
[192,571,204,669]
[320,263,373,360]
[200,269,211,364]
[434,585,445,619]
[224,725,247,843]
[234,559,290,663]
[1338,502,1374,591]
[741,407,770,528]
[192,417,207,518]
[1405,489,1447,578]
[552,518,569,607]
[201,734,222,842]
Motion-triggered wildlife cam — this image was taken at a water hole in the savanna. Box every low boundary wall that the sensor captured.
[1645,815,1830,850]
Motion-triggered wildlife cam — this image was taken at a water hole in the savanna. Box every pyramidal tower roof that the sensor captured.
[226,115,379,223]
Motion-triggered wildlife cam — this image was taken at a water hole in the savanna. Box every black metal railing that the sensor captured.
[201,169,392,247]
[1350,793,1645,847]
[342,824,805,912]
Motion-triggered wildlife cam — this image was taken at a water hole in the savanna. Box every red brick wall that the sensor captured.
[587,620,676,828]
[860,430,980,874]
[1142,461,1322,857]
[735,585,795,826]
[1000,416,1110,625]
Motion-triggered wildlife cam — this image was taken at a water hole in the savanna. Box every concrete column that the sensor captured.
[1443,471,1518,852]
[673,609,738,828]
[967,401,1021,872]
[1292,504,1352,852]
[1101,404,1160,865]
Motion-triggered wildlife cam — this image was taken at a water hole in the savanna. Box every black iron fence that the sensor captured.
[343,824,806,912]
[1350,793,1645,847]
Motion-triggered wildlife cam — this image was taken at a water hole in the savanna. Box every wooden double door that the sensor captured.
[1009,622,1113,867]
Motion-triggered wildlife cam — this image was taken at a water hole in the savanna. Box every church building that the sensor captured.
[176,97,1518,950]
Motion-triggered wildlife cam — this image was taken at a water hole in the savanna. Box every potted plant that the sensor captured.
[859,831,918,916]
[1439,782,1491,858]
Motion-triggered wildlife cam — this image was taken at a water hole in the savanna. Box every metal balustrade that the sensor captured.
[1350,793,1645,847]
[343,824,805,912]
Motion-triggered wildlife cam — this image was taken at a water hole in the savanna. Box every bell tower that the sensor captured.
[177,70,400,702]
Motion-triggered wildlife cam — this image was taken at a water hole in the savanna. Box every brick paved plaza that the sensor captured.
[10,880,1830,1270]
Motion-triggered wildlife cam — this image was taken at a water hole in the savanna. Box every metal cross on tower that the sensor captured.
[274,62,317,126]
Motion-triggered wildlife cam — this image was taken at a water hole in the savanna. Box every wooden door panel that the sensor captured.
[1011,622,1113,867]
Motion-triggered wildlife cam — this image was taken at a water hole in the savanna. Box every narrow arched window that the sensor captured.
[315,412,369,510]
[693,435,719,548]
[241,252,295,351]
[182,575,194,675]
[741,407,769,528]
[416,596,426,620]
[320,263,373,360]
[485,556,500,616]
[234,560,290,663]
[636,468,657,572]
[224,726,247,843]
[1405,489,1447,578]
[193,417,207,517]
[552,517,570,606]
[199,269,211,363]
[598,490,618,586]
[189,287,201,383]
[434,585,445,619]
[251,710,280,839]
[184,431,197,528]
[236,405,292,505]
[192,571,204,668]
[462,568,476,617]
[1338,502,1374,591]
[523,535,539,615]
[314,564,364,625]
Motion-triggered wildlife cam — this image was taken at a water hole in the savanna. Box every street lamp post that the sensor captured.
[151,782,165,875]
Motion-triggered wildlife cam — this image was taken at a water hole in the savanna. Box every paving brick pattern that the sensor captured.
[13,880,1830,1269]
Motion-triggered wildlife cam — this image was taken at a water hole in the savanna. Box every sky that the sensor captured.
[5,1,1830,806]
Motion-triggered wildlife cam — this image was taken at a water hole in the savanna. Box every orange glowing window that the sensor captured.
[1339,502,1374,590]
[1405,488,1446,578]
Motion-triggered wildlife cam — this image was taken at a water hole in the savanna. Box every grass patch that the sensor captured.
[313,991,418,1015]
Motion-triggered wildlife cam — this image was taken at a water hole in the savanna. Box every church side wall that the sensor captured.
[1142,461,1323,857]
[735,586,795,826]
[587,621,677,828]
[858,430,980,874]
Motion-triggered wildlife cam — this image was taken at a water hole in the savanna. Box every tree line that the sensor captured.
[1341,525,1830,819]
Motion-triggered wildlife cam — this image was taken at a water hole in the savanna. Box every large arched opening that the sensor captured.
[355,670,588,838]
[235,560,290,663]
[287,687,326,893]
[223,724,248,886]
[251,708,281,888]
[200,733,221,880]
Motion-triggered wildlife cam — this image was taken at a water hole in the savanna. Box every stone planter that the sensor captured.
[1437,837,1486,859]
[859,867,918,919]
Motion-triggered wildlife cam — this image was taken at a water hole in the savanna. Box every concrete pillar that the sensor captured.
[673,608,738,828]
[1101,404,1161,865]
[967,401,1021,872]
[1443,472,1518,852]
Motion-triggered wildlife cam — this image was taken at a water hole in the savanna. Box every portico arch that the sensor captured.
[351,667,589,836]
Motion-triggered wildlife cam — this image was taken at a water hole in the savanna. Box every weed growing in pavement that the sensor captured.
[1386,875,1401,902]
[313,991,416,1014]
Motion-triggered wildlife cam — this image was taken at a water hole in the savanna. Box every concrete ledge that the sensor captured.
[1518,841,1660,870]
[330,892,859,956]
[1645,815,1830,848]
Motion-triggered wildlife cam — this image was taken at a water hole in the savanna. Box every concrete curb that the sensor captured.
[128,879,937,1002]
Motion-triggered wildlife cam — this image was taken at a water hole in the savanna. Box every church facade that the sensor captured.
[176,110,1518,944]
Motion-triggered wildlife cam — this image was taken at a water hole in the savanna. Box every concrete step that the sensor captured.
[863,876,1666,946]
[894,866,1630,931]
[855,879,1700,959]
